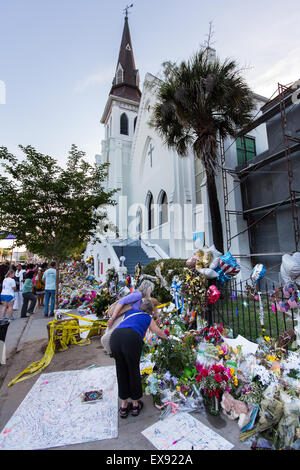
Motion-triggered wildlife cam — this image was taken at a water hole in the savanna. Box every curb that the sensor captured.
[16,316,33,353]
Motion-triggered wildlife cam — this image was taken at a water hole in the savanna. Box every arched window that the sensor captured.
[120,113,129,135]
[158,191,168,225]
[146,192,155,231]
[116,63,124,84]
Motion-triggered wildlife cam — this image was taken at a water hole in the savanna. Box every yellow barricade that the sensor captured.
[8,314,107,387]
[7,303,170,387]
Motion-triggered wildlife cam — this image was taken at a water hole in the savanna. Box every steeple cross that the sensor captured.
[148,143,154,168]
[123,3,133,18]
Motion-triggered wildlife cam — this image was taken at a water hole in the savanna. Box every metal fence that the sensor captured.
[210,279,298,341]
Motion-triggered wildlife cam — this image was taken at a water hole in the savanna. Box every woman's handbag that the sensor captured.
[100,301,133,354]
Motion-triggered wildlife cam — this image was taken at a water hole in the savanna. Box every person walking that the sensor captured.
[20,271,37,318]
[0,269,17,320]
[43,261,57,317]
[109,299,168,419]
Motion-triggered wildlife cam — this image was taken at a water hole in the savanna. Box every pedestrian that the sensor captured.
[101,279,155,355]
[35,267,45,307]
[0,269,17,320]
[109,299,168,418]
[21,271,37,318]
[43,261,56,317]
[13,263,26,311]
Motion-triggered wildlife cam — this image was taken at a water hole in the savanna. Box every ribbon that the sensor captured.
[8,314,107,387]
[257,292,265,327]
[155,401,179,414]
[170,281,184,313]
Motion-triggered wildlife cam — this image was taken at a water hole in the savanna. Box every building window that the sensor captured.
[194,156,204,204]
[158,191,168,225]
[116,64,124,84]
[120,113,129,135]
[237,136,256,165]
[134,116,137,132]
[147,192,155,231]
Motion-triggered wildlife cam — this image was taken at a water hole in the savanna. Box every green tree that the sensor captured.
[0,144,117,303]
[149,45,255,252]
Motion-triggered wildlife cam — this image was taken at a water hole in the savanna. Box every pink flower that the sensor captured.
[214,373,222,383]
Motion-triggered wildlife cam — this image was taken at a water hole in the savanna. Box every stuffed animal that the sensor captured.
[221,391,252,429]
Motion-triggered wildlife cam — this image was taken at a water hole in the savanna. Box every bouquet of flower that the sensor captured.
[179,268,208,315]
[195,362,235,400]
[199,323,226,345]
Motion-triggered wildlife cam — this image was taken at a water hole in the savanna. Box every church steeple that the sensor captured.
[110,15,141,103]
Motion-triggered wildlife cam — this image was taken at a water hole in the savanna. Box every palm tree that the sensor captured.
[150,48,255,253]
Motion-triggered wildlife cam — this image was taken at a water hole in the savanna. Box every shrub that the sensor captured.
[142,258,187,303]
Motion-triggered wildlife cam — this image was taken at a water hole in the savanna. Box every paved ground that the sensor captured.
[0,305,251,451]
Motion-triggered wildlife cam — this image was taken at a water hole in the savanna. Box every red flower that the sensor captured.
[214,373,222,383]
[201,369,209,377]
[164,329,170,336]
[196,374,202,383]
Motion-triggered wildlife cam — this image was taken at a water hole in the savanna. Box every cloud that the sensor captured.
[248,45,300,98]
[74,66,115,92]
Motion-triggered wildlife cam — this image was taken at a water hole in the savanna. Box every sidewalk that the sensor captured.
[0,306,251,451]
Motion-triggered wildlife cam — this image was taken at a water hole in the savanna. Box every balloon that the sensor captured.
[250,264,265,283]
[219,252,240,278]
[199,268,219,279]
[280,253,300,286]
[207,285,221,304]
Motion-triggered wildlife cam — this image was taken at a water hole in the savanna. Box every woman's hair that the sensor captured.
[5,269,15,278]
[140,299,154,315]
[25,271,35,280]
[138,280,154,298]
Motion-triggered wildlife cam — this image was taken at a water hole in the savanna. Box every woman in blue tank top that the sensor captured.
[109,299,168,418]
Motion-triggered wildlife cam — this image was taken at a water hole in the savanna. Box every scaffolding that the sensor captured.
[220,81,300,258]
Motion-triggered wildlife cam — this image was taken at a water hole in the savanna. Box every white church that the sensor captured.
[86,14,269,282]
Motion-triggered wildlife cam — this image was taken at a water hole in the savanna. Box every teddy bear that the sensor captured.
[221,391,253,429]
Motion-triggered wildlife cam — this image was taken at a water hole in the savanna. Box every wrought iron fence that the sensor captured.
[210,279,298,341]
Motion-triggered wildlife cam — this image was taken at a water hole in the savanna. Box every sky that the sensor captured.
[0,0,299,166]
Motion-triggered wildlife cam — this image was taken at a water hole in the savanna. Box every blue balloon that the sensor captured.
[250,264,265,283]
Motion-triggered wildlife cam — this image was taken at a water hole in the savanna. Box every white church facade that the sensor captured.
[86,15,269,282]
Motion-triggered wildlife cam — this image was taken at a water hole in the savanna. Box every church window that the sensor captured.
[158,191,168,225]
[116,64,124,84]
[195,156,204,204]
[147,192,155,231]
[120,113,129,135]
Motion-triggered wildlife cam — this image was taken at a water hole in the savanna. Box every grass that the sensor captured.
[211,292,296,342]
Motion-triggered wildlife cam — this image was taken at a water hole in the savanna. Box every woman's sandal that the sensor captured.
[119,403,131,419]
[131,400,144,417]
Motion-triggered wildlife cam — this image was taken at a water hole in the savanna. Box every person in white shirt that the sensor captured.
[0,269,17,320]
[13,264,26,311]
